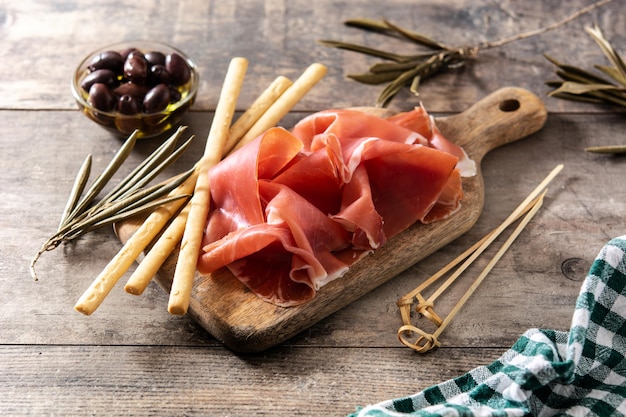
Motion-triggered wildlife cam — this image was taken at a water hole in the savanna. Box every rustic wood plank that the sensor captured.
[2,108,624,349]
[0,345,504,417]
[0,0,622,113]
[1,0,626,414]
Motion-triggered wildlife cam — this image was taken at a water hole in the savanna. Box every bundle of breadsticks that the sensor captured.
[74,57,328,316]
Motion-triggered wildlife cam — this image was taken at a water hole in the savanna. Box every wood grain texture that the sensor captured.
[0,0,622,113]
[5,110,622,349]
[2,1,626,415]
[116,87,548,352]
[0,344,503,417]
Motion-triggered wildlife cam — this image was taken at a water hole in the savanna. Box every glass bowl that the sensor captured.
[71,40,199,139]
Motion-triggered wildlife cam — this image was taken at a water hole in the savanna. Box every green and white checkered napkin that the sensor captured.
[351,236,626,417]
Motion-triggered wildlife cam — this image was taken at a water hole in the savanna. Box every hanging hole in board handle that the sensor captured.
[499,99,520,112]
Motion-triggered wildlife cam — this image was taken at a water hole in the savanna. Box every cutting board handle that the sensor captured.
[436,87,547,162]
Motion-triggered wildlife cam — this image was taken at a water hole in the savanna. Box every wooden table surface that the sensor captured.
[2,1,625,416]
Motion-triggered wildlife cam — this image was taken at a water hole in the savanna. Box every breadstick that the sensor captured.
[224,75,292,154]
[124,75,291,295]
[231,63,327,152]
[168,57,248,315]
[124,201,191,295]
[73,173,196,315]
[77,61,325,315]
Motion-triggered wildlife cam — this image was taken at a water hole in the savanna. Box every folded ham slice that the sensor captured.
[198,107,471,306]
[385,105,476,177]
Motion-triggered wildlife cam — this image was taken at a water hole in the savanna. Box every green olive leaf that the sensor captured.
[31,127,195,280]
[545,54,615,85]
[348,72,404,85]
[585,24,626,82]
[382,19,450,50]
[547,91,606,104]
[344,18,397,35]
[546,24,626,110]
[318,40,409,62]
[585,145,626,154]
[370,57,437,73]
[548,81,621,96]
[594,65,626,87]
[409,75,422,96]
[59,155,92,229]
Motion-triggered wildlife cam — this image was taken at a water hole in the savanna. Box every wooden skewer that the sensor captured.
[398,191,547,353]
[585,144,626,154]
[399,165,563,312]
[439,192,545,326]
[397,164,563,353]
[397,208,529,329]
[168,57,249,315]
[398,194,541,327]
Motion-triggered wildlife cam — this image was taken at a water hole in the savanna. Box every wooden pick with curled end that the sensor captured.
[397,165,563,353]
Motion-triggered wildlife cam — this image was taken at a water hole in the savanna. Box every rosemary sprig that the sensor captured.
[31,126,195,280]
[319,0,614,107]
[545,24,626,109]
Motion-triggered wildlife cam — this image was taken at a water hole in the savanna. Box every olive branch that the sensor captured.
[319,0,615,107]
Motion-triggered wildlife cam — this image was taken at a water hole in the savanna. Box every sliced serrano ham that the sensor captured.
[199,181,353,306]
[386,105,477,177]
[422,167,464,224]
[198,107,470,306]
[291,108,429,150]
[203,127,302,243]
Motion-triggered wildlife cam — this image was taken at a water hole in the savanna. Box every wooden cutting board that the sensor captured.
[117,86,547,353]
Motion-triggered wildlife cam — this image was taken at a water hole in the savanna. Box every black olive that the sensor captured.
[124,54,148,84]
[147,65,170,86]
[117,94,140,115]
[114,82,147,103]
[87,83,116,112]
[169,86,182,103]
[143,84,171,113]
[80,69,117,92]
[145,51,166,67]
[80,44,193,123]
[119,47,138,62]
[87,51,124,73]
[166,53,191,86]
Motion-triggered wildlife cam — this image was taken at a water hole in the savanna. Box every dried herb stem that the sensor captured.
[58,155,91,229]
[546,24,626,110]
[60,131,140,229]
[31,126,195,280]
[543,23,626,153]
[478,0,615,50]
[320,0,615,107]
